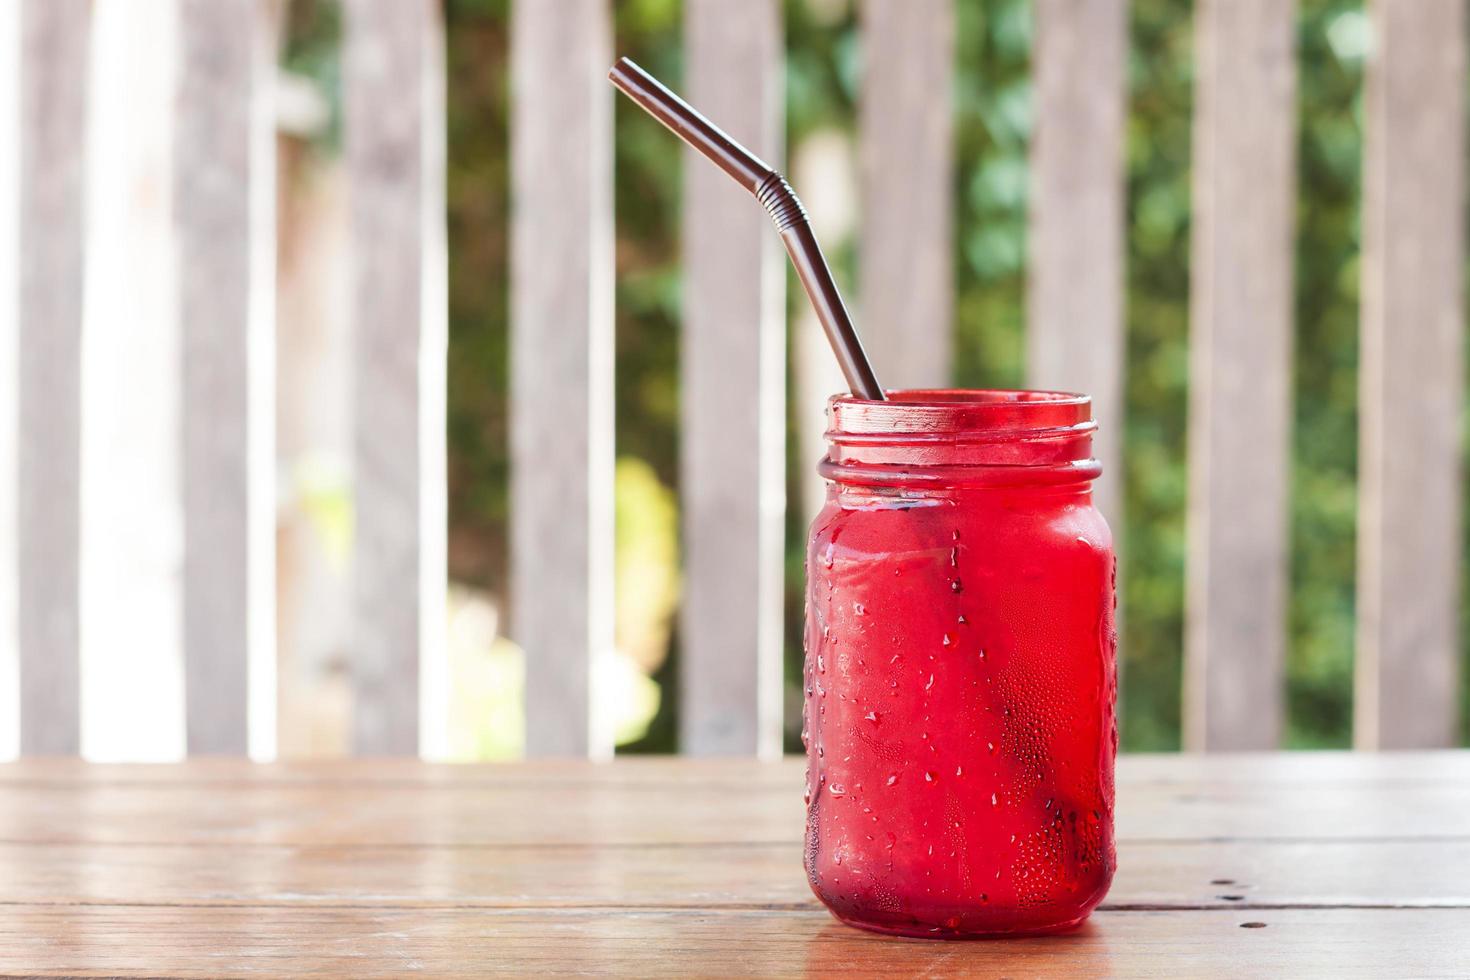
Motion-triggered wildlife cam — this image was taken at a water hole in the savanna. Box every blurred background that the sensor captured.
[2,0,1464,759]
[415,0,1447,755]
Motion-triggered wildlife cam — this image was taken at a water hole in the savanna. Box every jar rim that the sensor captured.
[836,388,1089,408]
[828,388,1092,436]
[822,388,1100,488]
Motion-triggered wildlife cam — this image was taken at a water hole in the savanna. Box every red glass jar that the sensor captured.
[802,390,1117,938]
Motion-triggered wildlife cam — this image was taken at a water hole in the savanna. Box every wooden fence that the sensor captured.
[3,0,1463,758]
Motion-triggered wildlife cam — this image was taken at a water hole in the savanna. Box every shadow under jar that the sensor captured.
[803,390,1118,938]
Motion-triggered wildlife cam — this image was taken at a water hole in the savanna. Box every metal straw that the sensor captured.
[608,57,885,401]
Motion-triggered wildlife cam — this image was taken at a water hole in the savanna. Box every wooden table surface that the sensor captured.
[1,752,1467,977]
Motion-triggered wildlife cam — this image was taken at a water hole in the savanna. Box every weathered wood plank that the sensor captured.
[0,0,19,761]
[16,0,89,756]
[0,837,1467,910]
[679,0,784,758]
[858,0,953,391]
[1355,0,1465,749]
[1183,0,1297,751]
[2,751,1467,787]
[509,0,614,758]
[175,0,274,756]
[343,0,448,755]
[1,757,1467,847]
[1027,0,1127,532]
[0,906,1466,978]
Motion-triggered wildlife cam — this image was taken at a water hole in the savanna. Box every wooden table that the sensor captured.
[1,753,1467,977]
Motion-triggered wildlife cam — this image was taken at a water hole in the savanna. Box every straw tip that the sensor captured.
[608,56,639,84]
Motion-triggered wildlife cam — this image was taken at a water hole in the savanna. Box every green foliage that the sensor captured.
[953,0,1031,391]
[281,0,343,152]
[612,0,684,488]
[1289,0,1366,747]
[443,0,512,592]
[1119,0,1194,750]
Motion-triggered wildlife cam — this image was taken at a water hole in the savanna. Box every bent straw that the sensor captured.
[609,57,885,402]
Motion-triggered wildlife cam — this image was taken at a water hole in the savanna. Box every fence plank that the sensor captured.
[1355,0,1465,749]
[344,0,448,756]
[176,0,273,756]
[1027,0,1127,533]
[17,0,88,755]
[1183,0,1296,751]
[858,0,953,390]
[680,0,785,758]
[510,0,614,758]
[0,0,16,761]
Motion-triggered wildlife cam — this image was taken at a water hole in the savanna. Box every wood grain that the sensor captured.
[0,838,1466,910]
[679,0,785,758]
[0,754,1467,976]
[0,756,1467,847]
[1183,0,1297,751]
[1027,0,1127,532]
[2,751,1466,786]
[858,0,953,391]
[1355,0,1465,749]
[509,0,615,758]
[175,0,273,756]
[16,0,88,756]
[0,905,1465,978]
[344,0,448,755]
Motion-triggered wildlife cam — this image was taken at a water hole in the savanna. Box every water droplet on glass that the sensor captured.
[987,741,996,754]
[886,774,898,787]
[864,710,879,724]
[924,771,937,783]
[955,766,964,777]
[950,579,963,594]
[829,783,846,797]
[951,529,961,542]
[957,613,968,625]
[853,602,865,616]
[942,632,954,647]
[925,673,935,691]
[978,648,987,660]
[990,792,998,806]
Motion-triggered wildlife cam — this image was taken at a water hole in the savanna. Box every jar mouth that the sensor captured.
[822,388,1100,488]
[829,388,1091,433]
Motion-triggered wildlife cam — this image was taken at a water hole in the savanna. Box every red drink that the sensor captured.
[803,390,1117,938]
